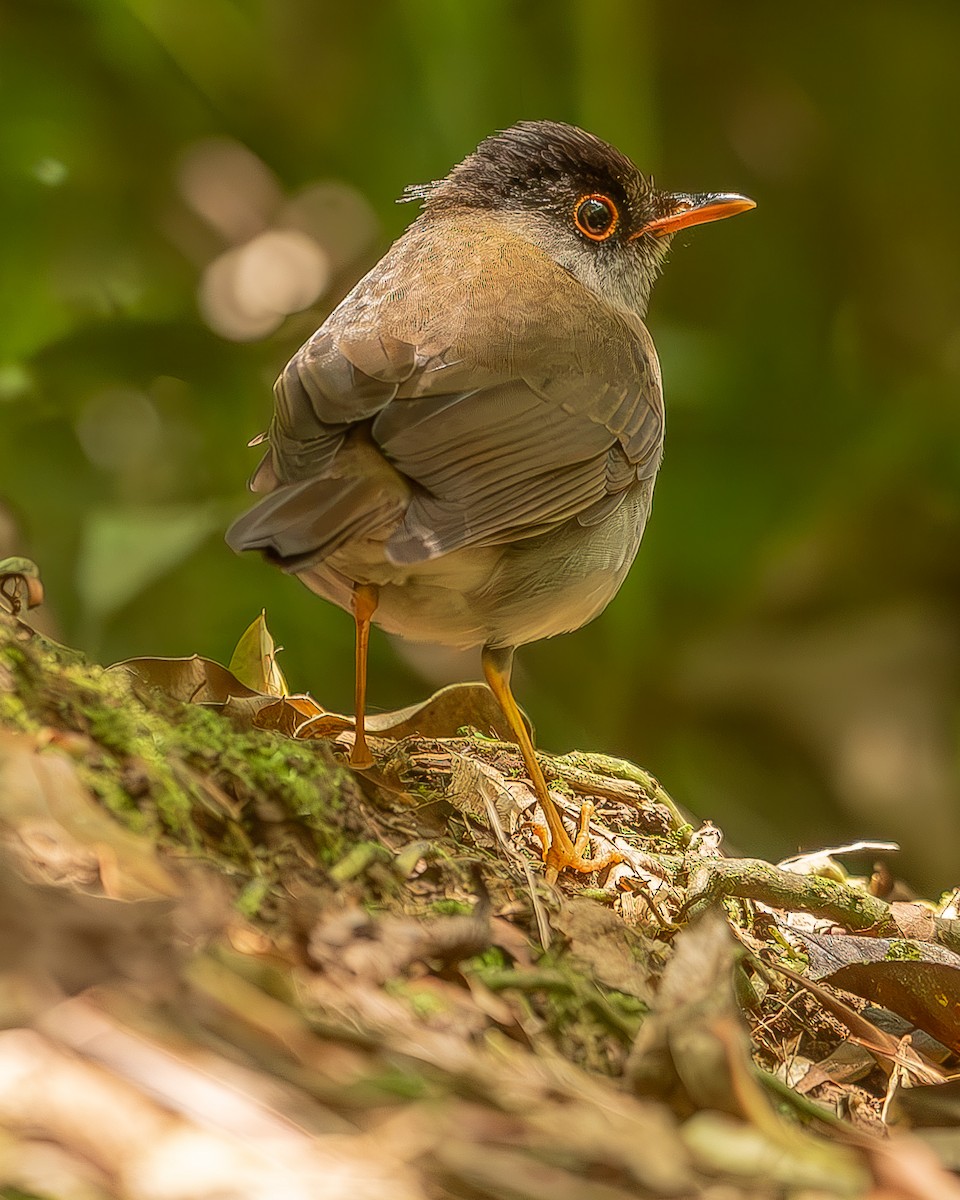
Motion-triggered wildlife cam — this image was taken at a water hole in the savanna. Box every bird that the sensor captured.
[226,120,754,878]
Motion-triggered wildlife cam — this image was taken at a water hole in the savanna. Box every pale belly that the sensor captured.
[297,479,654,650]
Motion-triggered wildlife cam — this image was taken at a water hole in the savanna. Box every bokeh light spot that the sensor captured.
[199,229,330,342]
[75,389,163,471]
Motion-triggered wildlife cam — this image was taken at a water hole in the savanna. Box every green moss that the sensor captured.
[329,841,391,883]
[668,825,694,850]
[84,770,150,830]
[466,944,510,971]
[429,898,473,916]
[885,939,923,961]
[162,703,348,838]
[602,989,648,1025]
[1,642,29,671]
[0,614,355,900]
[76,676,144,752]
[0,690,33,730]
[386,979,450,1019]
[337,1065,431,1104]
[236,876,273,918]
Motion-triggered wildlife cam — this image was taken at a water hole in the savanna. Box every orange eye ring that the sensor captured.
[573,193,619,241]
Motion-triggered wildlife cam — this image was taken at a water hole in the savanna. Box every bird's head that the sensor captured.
[407,120,754,316]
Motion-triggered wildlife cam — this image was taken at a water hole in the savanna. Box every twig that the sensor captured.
[681,857,960,953]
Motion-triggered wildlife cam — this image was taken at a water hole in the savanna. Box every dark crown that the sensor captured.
[406,120,656,223]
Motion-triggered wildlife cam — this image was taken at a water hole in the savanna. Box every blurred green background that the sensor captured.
[2,1,958,888]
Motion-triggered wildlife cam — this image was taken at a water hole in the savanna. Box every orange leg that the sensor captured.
[481,646,622,880]
[350,583,379,769]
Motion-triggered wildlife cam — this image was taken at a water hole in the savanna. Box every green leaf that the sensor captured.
[228,610,289,697]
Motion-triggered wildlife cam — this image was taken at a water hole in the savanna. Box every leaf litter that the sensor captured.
[2,605,960,1198]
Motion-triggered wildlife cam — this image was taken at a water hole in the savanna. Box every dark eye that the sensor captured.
[574,194,618,241]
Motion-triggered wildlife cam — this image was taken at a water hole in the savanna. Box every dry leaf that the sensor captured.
[112,654,261,704]
[365,682,521,741]
[0,730,178,901]
[799,931,960,1053]
[553,896,655,999]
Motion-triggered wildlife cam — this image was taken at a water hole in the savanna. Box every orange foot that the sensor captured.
[527,800,624,880]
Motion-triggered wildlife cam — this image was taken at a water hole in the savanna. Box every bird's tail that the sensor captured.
[226,477,402,572]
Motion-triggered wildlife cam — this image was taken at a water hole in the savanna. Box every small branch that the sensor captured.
[551,750,690,835]
[682,857,960,954]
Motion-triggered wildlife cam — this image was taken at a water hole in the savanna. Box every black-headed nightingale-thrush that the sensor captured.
[227,120,754,878]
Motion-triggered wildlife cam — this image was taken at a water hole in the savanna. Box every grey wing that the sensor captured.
[376,314,667,561]
[374,363,663,564]
[228,325,426,562]
[261,326,426,484]
[237,301,663,568]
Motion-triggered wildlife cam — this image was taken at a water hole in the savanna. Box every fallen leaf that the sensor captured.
[774,960,947,1084]
[113,655,261,704]
[259,682,523,745]
[366,682,521,742]
[799,932,960,1053]
[628,910,744,1114]
[228,610,288,697]
[221,693,336,737]
[0,730,179,901]
[553,896,654,999]
[890,903,939,941]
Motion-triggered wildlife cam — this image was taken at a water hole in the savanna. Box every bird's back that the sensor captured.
[229,209,665,650]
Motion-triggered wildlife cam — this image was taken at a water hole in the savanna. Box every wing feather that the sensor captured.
[247,216,664,566]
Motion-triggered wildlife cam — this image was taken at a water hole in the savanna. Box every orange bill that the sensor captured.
[633,192,756,239]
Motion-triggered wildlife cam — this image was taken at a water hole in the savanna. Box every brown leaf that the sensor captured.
[114,649,517,764]
[0,730,179,901]
[365,682,521,742]
[112,654,261,704]
[832,960,960,1054]
[775,960,947,1083]
[236,682,519,749]
[890,902,939,941]
[553,896,654,999]
[627,911,745,1115]
[219,692,343,738]
[798,931,960,1053]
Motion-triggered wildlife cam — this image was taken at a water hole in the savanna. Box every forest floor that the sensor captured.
[1,586,959,1200]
